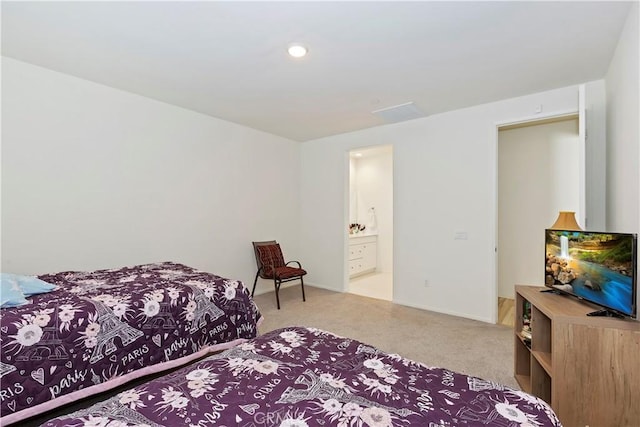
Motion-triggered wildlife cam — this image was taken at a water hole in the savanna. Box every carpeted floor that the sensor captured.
[254,285,519,389]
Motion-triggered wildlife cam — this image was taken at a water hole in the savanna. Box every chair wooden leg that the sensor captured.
[251,271,260,297]
[274,279,281,310]
[300,277,306,302]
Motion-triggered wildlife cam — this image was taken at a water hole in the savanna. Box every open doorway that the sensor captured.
[347,145,393,301]
[497,115,580,326]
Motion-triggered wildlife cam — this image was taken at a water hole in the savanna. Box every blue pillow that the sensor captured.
[1,275,29,308]
[1,273,57,297]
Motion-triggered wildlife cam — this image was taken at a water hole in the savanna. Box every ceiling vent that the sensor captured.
[372,102,425,123]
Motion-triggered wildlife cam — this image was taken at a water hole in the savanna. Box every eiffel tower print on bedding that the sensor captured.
[0,262,262,426]
[40,327,562,427]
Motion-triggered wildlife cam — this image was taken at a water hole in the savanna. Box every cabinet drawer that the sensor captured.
[349,259,364,275]
[349,243,368,260]
[349,246,362,260]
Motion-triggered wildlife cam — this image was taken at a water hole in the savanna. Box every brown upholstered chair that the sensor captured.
[251,240,306,309]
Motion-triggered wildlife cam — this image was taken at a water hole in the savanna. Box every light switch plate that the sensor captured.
[454,231,468,240]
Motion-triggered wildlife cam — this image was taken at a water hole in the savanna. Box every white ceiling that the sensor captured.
[1,1,633,142]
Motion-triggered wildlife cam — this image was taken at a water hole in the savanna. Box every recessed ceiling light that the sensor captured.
[287,44,308,58]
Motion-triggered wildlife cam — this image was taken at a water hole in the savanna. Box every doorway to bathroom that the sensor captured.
[347,145,393,301]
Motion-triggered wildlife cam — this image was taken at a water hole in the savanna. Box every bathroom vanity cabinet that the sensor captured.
[348,234,377,278]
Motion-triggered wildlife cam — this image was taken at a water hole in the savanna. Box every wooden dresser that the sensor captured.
[514,285,640,427]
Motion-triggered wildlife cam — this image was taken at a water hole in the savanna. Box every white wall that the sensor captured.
[300,85,582,322]
[605,3,639,320]
[1,57,301,293]
[351,146,393,273]
[584,80,607,231]
[606,2,639,233]
[498,119,579,299]
[349,158,358,223]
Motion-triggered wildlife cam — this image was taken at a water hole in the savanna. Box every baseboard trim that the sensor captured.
[251,281,341,296]
[393,297,494,324]
[302,281,343,292]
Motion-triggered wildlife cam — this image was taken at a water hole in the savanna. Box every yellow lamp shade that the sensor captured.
[550,211,582,230]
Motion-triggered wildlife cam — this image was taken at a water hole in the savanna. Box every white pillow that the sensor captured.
[0,275,29,308]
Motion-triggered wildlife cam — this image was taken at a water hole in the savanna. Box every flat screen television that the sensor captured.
[544,229,637,318]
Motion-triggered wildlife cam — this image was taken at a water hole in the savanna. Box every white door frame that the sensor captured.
[343,145,394,297]
[490,107,584,323]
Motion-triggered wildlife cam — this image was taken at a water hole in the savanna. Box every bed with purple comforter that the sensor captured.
[0,262,262,425]
[42,326,562,427]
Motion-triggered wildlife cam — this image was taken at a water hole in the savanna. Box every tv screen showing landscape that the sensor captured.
[545,229,637,317]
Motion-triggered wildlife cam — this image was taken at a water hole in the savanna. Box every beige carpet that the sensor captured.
[254,285,519,389]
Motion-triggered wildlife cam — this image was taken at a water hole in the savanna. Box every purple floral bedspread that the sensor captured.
[42,327,561,427]
[0,262,261,424]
